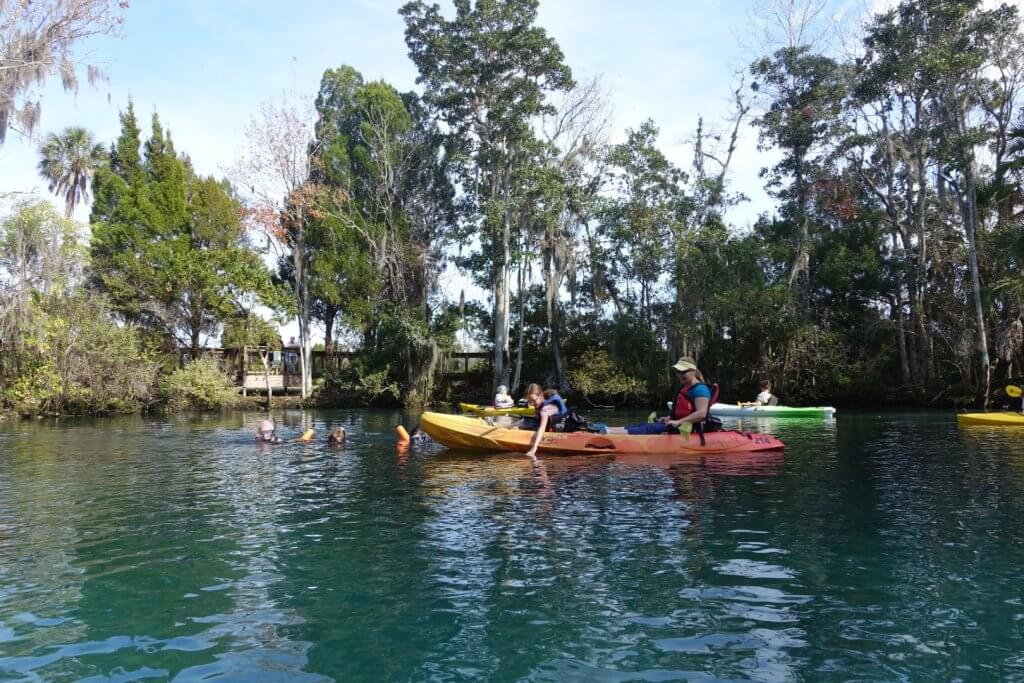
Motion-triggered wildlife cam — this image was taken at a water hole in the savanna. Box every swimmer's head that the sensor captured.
[256,417,276,442]
[328,428,346,446]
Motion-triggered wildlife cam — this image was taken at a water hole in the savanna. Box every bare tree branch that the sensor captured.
[0,0,127,144]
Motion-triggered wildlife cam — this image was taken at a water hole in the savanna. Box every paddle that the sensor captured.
[1007,384,1022,398]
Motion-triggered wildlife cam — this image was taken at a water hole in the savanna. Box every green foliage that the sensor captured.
[599,120,690,319]
[2,293,158,416]
[222,313,281,349]
[319,354,401,406]
[7,0,1023,413]
[89,103,277,353]
[159,358,240,412]
[37,126,106,218]
[401,0,573,386]
[306,64,456,402]
[568,349,646,407]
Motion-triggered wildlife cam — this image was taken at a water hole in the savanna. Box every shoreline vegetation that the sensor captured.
[4,1,1024,419]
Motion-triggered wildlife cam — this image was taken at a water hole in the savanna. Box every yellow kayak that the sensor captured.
[957,412,1024,426]
[421,412,785,456]
[458,402,534,417]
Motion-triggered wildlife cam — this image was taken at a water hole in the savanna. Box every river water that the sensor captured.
[0,409,1022,681]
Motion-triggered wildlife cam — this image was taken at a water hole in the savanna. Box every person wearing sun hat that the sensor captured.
[604,357,715,435]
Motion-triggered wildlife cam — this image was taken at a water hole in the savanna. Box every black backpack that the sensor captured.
[559,408,590,433]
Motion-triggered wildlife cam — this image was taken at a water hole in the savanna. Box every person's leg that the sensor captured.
[607,422,671,435]
[519,417,539,430]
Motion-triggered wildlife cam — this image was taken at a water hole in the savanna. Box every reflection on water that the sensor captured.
[0,410,1023,681]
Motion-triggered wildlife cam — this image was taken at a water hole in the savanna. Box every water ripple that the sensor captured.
[0,410,1023,680]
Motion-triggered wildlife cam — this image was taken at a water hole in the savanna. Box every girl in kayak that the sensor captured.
[542,387,569,425]
[742,379,778,407]
[522,383,562,459]
[606,358,715,436]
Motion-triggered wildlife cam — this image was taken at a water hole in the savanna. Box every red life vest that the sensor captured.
[672,382,719,419]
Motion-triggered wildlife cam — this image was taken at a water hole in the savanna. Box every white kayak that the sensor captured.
[710,403,836,419]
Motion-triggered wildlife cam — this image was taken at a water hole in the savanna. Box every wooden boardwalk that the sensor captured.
[179,347,491,394]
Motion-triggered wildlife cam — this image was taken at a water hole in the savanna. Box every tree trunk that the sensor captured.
[260,349,273,410]
[914,152,930,386]
[789,153,811,306]
[511,262,526,393]
[545,257,566,389]
[294,214,312,400]
[492,265,509,391]
[893,294,911,386]
[962,165,991,405]
[406,339,439,407]
[550,300,566,390]
[323,304,337,355]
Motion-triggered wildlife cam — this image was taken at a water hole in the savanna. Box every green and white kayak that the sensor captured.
[711,403,836,419]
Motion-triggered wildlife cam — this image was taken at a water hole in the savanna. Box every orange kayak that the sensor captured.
[419,412,785,456]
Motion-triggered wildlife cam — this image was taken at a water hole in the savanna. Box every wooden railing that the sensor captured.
[177,347,491,393]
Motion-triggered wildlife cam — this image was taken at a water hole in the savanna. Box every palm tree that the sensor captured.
[37,127,106,218]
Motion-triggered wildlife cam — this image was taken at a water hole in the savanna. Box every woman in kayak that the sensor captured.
[606,358,714,435]
[494,384,515,408]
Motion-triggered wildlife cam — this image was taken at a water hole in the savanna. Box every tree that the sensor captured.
[929,0,1019,404]
[38,127,106,218]
[307,65,456,405]
[0,200,155,416]
[90,104,277,356]
[600,121,689,325]
[231,96,320,399]
[0,0,127,144]
[751,45,848,307]
[0,200,81,355]
[851,0,1020,403]
[535,76,610,389]
[401,0,574,390]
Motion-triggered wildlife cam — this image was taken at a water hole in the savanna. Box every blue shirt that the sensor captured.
[686,383,712,402]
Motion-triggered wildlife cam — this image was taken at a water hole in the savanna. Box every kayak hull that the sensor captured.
[957,412,1024,426]
[420,412,785,456]
[458,402,534,417]
[711,403,836,419]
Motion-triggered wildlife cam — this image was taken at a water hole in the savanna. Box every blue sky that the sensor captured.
[2,0,880,343]
[3,1,780,213]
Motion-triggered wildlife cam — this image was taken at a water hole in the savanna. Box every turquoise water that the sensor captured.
[0,410,1023,681]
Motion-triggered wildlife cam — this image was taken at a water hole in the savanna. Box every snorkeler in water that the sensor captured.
[256,417,280,443]
[409,426,432,445]
[328,427,347,446]
[255,418,314,444]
